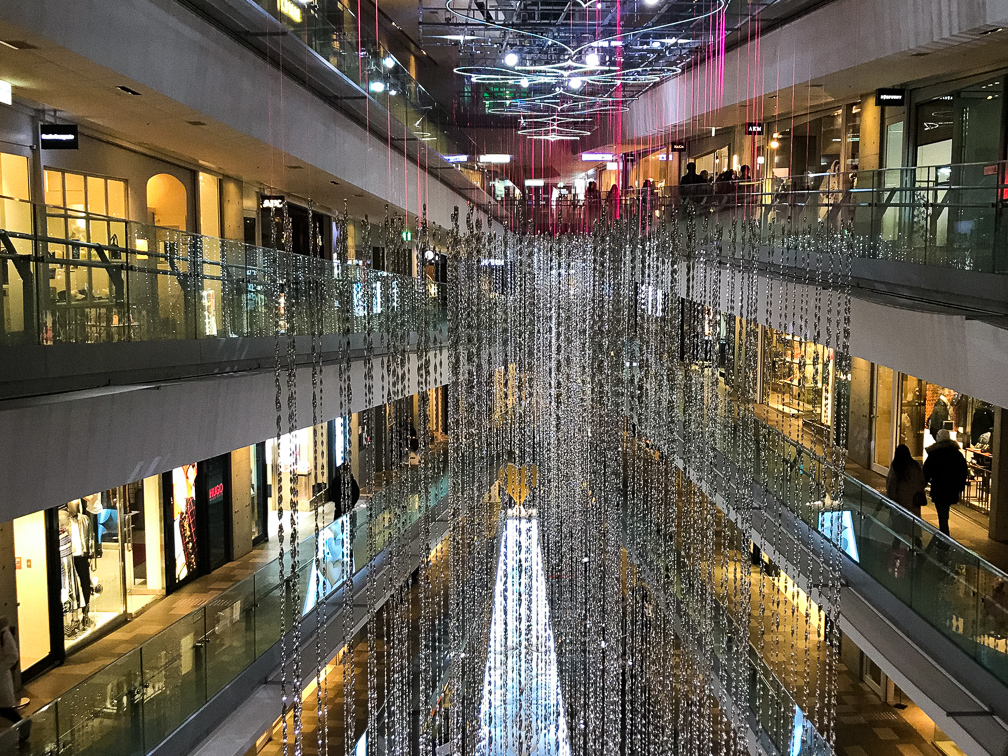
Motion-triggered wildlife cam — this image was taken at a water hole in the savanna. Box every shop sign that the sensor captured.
[208,482,224,502]
[39,123,79,150]
[983,164,997,176]
[876,88,906,106]
[745,122,764,135]
[670,141,687,152]
[261,195,285,209]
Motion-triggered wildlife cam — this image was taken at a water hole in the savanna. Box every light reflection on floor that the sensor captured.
[477,517,572,756]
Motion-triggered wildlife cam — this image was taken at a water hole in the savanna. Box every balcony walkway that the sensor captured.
[21,502,335,718]
[844,460,1008,576]
[755,401,1008,576]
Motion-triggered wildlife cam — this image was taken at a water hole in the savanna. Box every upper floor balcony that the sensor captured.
[0,195,447,400]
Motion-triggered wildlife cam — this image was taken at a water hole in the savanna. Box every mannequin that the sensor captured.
[67,500,94,627]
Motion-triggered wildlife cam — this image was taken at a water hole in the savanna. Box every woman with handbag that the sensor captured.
[887,444,927,518]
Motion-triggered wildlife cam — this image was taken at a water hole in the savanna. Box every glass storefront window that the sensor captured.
[1,152,33,341]
[170,464,199,583]
[873,365,894,469]
[844,103,862,173]
[763,329,834,438]
[266,425,327,540]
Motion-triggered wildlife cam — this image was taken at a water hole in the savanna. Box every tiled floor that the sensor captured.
[835,666,942,756]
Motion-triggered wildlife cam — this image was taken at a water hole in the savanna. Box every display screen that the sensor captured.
[171,464,199,581]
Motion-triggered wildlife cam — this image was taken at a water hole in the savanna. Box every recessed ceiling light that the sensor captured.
[504,51,519,67]
[117,85,141,96]
[569,77,583,90]
[585,52,600,67]
[383,55,395,68]
[369,81,386,93]
[520,78,530,88]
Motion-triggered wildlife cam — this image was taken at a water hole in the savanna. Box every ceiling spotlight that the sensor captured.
[569,77,583,90]
[383,55,395,68]
[504,51,519,67]
[388,89,398,96]
[644,0,659,6]
[369,81,386,93]
[586,51,600,67]
[769,139,780,149]
[520,77,530,88]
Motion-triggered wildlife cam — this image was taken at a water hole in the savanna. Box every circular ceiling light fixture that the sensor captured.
[569,77,583,90]
[383,55,395,68]
[504,51,519,67]
[369,81,386,93]
[585,51,600,67]
[520,77,530,88]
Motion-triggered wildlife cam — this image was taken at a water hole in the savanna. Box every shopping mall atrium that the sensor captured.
[2,1,1008,755]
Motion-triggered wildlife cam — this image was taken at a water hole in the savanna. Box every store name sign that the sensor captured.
[876,88,906,106]
[40,123,79,150]
[745,122,764,135]
[261,195,285,209]
[208,482,224,501]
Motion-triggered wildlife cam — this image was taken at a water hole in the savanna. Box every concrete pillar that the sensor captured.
[858,94,882,173]
[988,408,1008,543]
[221,177,245,242]
[231,446,254,560]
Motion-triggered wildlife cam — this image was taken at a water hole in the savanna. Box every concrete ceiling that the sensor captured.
[0,17,474,227]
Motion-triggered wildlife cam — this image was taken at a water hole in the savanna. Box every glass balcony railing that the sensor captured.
[0,197,447,349]
[708,413,1008,689]
[496,161,1008,273]
[0,450,450,756]
[233,0,467,161]
[621,503,830,756]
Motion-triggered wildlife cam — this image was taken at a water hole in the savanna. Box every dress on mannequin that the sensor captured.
[67,501,94,623]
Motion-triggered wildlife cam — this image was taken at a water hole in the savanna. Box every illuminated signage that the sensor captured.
[605,161,619,170]
[279,0,304,22]
[441,154,468,163]
[39,123,79,150]
[208,482,224,501]
[401,230,413,242]
[876,88,906,106]
[524,178,545,187]
[261,195,285,209]
[0,80,11,106]
[581,152,615,162]
[745,122,764,135]
[477,154,511,164]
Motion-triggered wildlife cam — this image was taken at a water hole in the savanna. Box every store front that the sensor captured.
[760,326,836,445]
[9,473,167,677]
[868,367,997,514]
[6,451,238,679]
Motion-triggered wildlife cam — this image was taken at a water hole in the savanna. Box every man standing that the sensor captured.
[923,429,968,536]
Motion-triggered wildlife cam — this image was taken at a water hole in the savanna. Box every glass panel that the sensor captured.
[873,365,894,468]
[64,172,86,212]
[0,153,29,201]
[12,511,50,669]
[140,611,207,746]
[57,647,145,756]
[43,170,63,207]
[87,176,107,216]
[204,581,256,698]
[107,180,127,219]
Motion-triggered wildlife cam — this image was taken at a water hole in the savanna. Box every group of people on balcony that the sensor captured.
[679,161,756,208]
